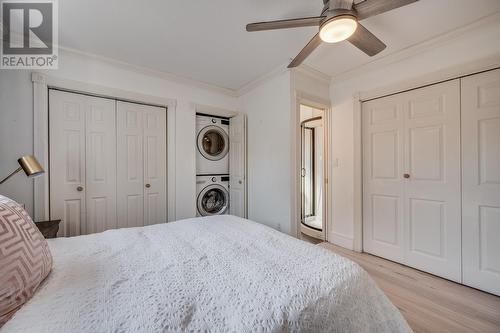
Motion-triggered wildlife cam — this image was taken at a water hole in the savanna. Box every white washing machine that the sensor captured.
[196,175,230,216]
[196,114,229,175]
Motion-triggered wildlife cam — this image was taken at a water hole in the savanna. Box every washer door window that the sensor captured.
[197,125,229,161]
[197,185,229,216]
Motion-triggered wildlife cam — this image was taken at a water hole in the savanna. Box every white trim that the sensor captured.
[236,62,289,96]
[60,46,238,97]
[359,54,500,102]
[353,54,500,255]
[332,12,500,84]
[59,47,334,98]
[292,64,331,86]
[291,90,332,241]
[32,72,178,223]
[194,103,239,118]
[167,105,176,222]
[352,92,363,252]
[32,73,49,221]
[237,63,332,98]
[329,232,354,250]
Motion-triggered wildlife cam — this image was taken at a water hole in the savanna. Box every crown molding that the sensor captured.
[358,53,500,102]
[58,46,240,97]
[292,64,331,85]
[330,11,500,83]
[235,61,331,97]
[235,62,290,97]
[58,46,331,99]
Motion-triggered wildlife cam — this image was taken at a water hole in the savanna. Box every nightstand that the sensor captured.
[35,220,61,239]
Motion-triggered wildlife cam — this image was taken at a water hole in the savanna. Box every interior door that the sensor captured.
[363,80,461,281]
[403,80,461,281]
[84,96,117,235]
[49,90,87,237]
[229,114,247,217]
[116,102,145,228]
[143,104,167,225]
[50,90,116,236]
[116,101,167,228]
[363,94,405,263]
[461,68,500,296]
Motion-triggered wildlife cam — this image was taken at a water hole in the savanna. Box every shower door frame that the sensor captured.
[294,96,331,242]
[301,116,322,230]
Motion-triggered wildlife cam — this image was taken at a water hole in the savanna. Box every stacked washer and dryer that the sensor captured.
[196,114,230,216]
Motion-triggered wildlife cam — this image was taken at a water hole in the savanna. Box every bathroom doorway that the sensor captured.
[300,105,326,240]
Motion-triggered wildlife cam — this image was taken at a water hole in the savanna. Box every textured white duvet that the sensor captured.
[3,215,411,332]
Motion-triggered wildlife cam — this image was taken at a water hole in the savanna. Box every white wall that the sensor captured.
[0,49,238,219]
[238,68,330,235]
[329,18,500,249]
[0,71,34,213]
[292,71,331,237]
[238,71,293,233]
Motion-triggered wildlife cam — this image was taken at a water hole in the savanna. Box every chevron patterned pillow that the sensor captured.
[0,195,53,326]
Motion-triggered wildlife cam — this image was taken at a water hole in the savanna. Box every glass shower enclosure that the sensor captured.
[301,116,324,233]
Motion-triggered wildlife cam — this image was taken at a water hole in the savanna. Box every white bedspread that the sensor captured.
[2,215,411,332]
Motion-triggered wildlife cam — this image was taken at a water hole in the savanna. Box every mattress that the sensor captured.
[2,215,411,332]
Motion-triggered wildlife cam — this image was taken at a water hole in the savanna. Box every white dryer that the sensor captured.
[196,175,230,216]
[196,115,229,175]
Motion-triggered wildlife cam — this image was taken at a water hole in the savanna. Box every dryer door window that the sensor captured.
[197,185,229,216]
[197,125,229,161]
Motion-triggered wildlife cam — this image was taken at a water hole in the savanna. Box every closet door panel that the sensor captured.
[143,106,167,225]
[229,114,247,218]
[49,90,86,237]
[403,80,461,282]
[363,96,405,262]
[84,97,117,234]
[117,102,145,228]
[462,68,500,296]
[363,80,461,282]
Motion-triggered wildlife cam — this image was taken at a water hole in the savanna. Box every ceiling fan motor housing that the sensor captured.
[321,8,358,24]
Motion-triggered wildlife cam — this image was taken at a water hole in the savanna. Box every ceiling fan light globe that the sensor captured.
[319,16,358,43]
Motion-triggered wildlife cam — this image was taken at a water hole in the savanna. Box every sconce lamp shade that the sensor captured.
[18,155,44,178]
[0,155,45,186]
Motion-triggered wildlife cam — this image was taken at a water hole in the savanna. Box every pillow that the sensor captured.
[0,195,52,326]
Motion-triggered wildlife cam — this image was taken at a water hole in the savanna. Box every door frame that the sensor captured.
[292,91,332,241]
[32,72,177,223]
[353,54,500,252]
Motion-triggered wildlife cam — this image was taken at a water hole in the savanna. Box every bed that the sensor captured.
[2,215,411,332]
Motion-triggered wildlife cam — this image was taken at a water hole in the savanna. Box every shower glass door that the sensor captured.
[301,126,315,221]
[301,115,324,232]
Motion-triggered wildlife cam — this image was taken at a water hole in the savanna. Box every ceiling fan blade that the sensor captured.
[354,0,419,20]
[246,16,324,32]
[288,33,322,68]
[348,23,386,56]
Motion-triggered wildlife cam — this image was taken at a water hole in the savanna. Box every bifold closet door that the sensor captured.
[116,101,167,228]
[461,68,500,296]
[49,90,116,236]
[363,80,461,282]
[229,114,247,218]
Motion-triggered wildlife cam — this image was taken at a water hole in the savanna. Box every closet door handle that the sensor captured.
[145,183,151,188]
[403,173,410,179]
[76,186,84,192]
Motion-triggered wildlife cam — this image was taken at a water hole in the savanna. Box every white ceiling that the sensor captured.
[59,0,500,91]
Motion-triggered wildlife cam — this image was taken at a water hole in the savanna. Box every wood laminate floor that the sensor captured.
[319,242,500,333]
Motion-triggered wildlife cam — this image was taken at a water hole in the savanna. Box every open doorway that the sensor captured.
[300,105,326,241]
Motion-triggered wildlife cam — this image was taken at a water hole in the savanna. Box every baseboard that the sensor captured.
[329,232,355,250]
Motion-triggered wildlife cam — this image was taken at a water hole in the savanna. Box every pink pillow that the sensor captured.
[0,195,52,326]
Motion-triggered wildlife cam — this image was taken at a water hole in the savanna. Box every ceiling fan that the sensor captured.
[246,0,419,68]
